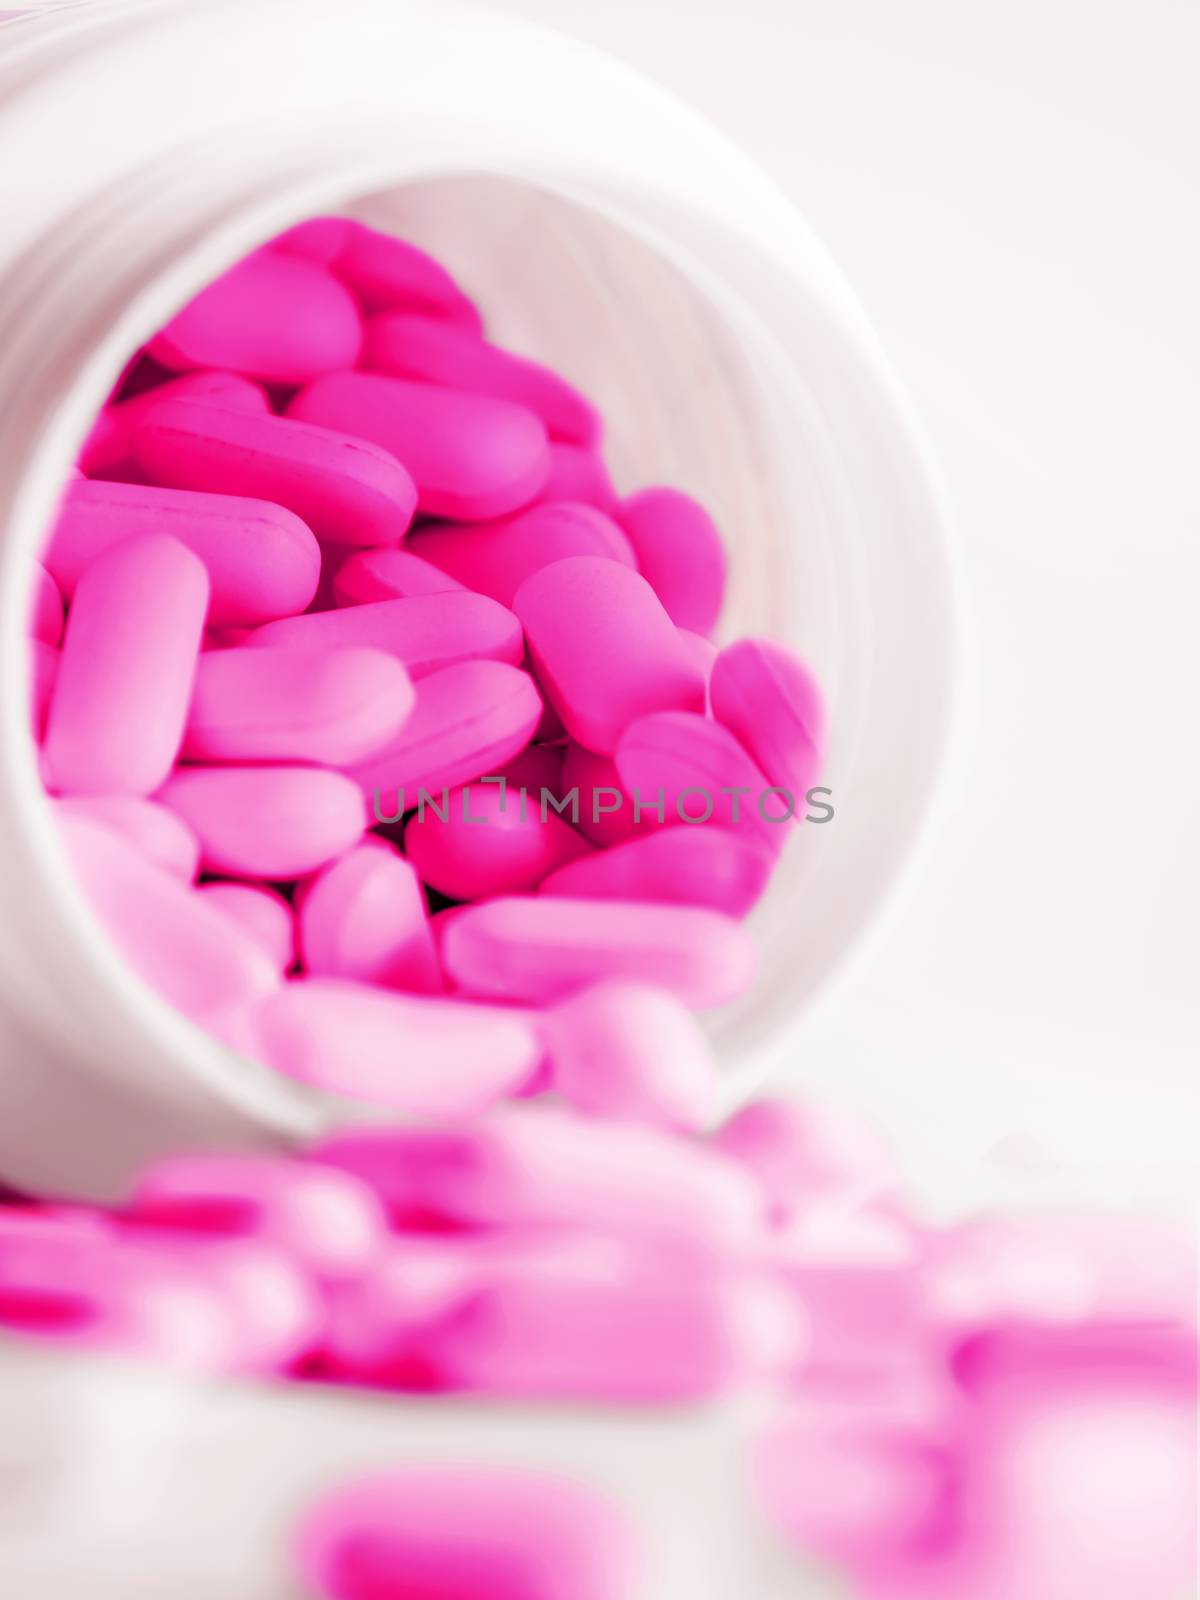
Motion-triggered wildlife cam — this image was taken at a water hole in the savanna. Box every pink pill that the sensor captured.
[149,249,362,384]
[294,1467,635,1600]
[247,979,539,1115]
[183,646,414,766]
[332,221,483,331]
[442,895,756,1009]
[364,311,601,445]
[55,795,201,881]
[28,641,58,741]
[560,741,638,847]
[333,548,465,606]
[540,824,773,918]
[618,487,727,635]
[56,815,278,1022]
[132,399,417,548]
[408,501,636,606]
[709,637,825,798]
[247,589,522,678]
[514,557,706,755]
[298,842,441,993]
[44,480,320,627]
[28,562,62,644]
[344,661,542,811]
[270,215,349,263]
[79,370,268,477]
[157,766,364,879]
[405,780,592,902]
[533,443,619,511]
[196,882,294,971]
[288,370,550,522]
[45,534,208,795]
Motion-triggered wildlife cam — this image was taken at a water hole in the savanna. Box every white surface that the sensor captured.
[477,0,1200,1209]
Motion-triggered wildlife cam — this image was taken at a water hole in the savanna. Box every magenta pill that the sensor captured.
[149,249,362,384]
[158,766,364,879]
[709,637,825,798]
[28,563,62,644]
[80,370,268,477]
[618,487,727,635]
[332,221,483,330]
[540,824,773,918]
[533,443,619,511]
[333,548,465,606]
[288,370,550,522]
[404,780,592,901]
[514,556,707,755]
[298,842,441,993]
[44,534,208,795]
[197,882,294,972]
[55,795,201,881]
[364,311,600,445]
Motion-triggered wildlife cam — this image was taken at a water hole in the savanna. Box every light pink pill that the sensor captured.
[288,371,550,522]
[183,646,414,766]
[29,563,62,644]
[561,741,638,847]
[514,557,706,755]
[45,534,208,795]
[298,842,440,993]
[56,815,278,1021]
[79,370,268,477]
[540,824,773,918]
[132,399,417,548]
[149,249,362,384]
[333,548,465,606]
[405,780,592,901]
[55,795,201,881]
[442,895,756,1009]
[710,637,825,799]
[247,979,539,1115]
[196,882,294,971]
[408,501,636,606]
[270,215,349,263]
[532,443,619,511]
[618,487,727,635]
[247,589,522,678]
[157,766,364,879]
[44,480,320,626]
[364,312,601,445]
[344,661,542,810]
[332,221,483,331]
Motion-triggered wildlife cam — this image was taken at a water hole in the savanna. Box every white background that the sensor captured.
[482,0,1200,1211]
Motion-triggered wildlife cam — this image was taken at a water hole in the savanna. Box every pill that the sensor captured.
[540,824,773,918]
[408,501,636,606]
[149,249,362,384]
[56,815,278,1021]
[343,660,542,810]
[196,882,294,971]
[183,646,415,766]
[28,641,57,740]
[364,311,601,445]
[332,221,483,331]
[533,443,619,511]
[44,534,208,795]
[709,637,825,798]
[157,766,364,879]
[333,548,465,606]
[404,780,592,901]
[247,589,522,678]
[441,895,756,1009]
[28,563,62,644]
[44,480,320,626]
[80,370,268,477]
[560,741,639,847]
[298,842,441,993]
[715,1100,893,1223]
[514,557,706,754]
[246,979,540,1115]
[54,795,201,881]
[618,487,727,635]
[271,215,349,263]
[294,1467,635,1600]
[288,371,550,521]
[131,399,418,548]
[615,710,792,848]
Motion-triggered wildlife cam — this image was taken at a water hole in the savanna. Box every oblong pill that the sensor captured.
[618,487,727,635]
[345,661,541,814]
[196,882,294,972]
[404,781,592,901]
[539,825,774,917]
[29,563,62,644]
[298,842,440,993]
[246,589,522,677]
[183,646,414,766]
[364,312,600,445]
[332,221,483,330]
[333,548,465,606]
[45,534,208,795]
[408,501,636,606]
[149,250,362,384]
[247,979,539,1114]
[709,637,825,798]
[131,399,417,548]
[157,766,364,879]
[288,370,550,521]
[55,795,201,881]
[80,370,268,477]
[532,444,618,511]
[513,557,706,754]
[44,480,320,626]
[442,895,756,1008]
